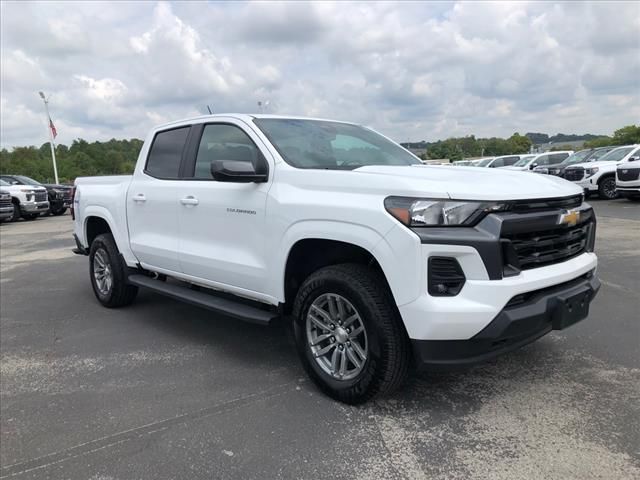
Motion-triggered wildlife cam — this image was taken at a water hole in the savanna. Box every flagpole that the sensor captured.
[38,91,59,184]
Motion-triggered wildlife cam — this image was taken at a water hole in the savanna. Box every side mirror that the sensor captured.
[629,156,639,162]
[210,160,267,183]
[530,163,538,169]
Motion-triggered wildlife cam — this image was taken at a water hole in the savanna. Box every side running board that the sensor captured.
[127,274,276,326]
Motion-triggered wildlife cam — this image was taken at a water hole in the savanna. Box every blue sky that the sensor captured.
[1,1,638,148]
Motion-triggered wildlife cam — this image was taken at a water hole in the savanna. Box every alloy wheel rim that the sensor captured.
[93,249,113,295]
[603,179,617,198]
[306,293,368,381]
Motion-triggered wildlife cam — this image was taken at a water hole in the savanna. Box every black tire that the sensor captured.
[598,175,618,199]
[89,233,138,308]
[292,264,410,404]
[8,203,20,222]
[51,206,67,216]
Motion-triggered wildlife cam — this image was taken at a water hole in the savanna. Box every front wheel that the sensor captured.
[8,204,20,222]
[89,233,138,308]
[292,264,410,404]
[598,176,618,200]
[51,206,67,216]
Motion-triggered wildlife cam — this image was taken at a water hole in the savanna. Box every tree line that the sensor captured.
[1,125,638,183]
[0,138,143,184]
[404,125,639,161]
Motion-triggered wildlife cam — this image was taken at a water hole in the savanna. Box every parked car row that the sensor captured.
[452,144,640,200]
[539,145,640,200]
[0,175,74,223]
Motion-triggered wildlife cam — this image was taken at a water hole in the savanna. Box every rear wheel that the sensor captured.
[89,233,138,308]
[293,264,410,404]
[598,176,618,199]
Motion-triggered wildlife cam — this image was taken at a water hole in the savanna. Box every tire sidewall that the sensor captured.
[293,275,384,394]
[89,238,115,304]
[9,204,20,222]
[599,176,618,199]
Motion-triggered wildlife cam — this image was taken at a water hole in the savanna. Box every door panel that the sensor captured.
[177,121,273,294]
[127,126,190,273]
[127,175,182,271]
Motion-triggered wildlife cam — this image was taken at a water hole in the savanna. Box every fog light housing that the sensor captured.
[428,257,466,296]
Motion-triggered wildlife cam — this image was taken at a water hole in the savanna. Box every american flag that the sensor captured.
[49,117,57,139]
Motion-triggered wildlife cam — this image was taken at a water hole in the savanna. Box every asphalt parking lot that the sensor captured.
[1,199,639,480]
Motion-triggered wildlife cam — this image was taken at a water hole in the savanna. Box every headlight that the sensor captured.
[585,167,599,177]
[534,167,549,174]
[384,197,506,227]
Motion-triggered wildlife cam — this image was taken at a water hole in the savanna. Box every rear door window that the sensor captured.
[145,127,190,179]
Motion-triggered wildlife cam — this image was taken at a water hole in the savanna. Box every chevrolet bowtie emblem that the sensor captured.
[559,209,580,227]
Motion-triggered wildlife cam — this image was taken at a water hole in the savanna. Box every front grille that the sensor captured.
[0,195,11,208]
[617,168,640,182]
[34,191,47,202]
[502,221,592,271]
[564,168,584,181]
[507,194,583,212]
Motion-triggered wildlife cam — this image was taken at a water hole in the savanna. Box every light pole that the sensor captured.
[38,91,59,184]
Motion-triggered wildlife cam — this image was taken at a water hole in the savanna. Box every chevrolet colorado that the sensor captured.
[73,114,600,403]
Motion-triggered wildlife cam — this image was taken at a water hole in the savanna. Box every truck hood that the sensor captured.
[351,165,581,200]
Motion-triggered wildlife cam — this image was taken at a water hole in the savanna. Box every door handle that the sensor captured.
[180,196,199,206]
[132,194,146,203]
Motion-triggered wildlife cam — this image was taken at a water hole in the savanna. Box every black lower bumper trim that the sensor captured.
[412,272,600,370]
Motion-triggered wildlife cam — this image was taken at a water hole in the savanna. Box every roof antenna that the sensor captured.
[206,105,213,114]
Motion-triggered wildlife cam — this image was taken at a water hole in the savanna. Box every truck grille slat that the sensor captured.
[564,168,585,181]
[617,168,640,181]
[35,191,47,202]
[502,222,592,271]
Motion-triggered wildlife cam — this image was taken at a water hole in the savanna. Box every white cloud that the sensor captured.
[1,0,638,149]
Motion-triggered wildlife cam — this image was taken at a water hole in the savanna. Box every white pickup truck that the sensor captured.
[73,114,600,403]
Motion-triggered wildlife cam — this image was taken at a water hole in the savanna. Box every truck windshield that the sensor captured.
[597,146,635,162]
[560,149,593,166]
[14,175,42,186]
[0,179,9,186]
[254,118,421,169]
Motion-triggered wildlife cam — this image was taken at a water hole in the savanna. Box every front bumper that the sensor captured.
[20,201,49,213]
[573,177,599,191]
[412,272,600,369]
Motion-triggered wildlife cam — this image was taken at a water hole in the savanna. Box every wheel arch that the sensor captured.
[276,221,417,312]
[82,206,138,265]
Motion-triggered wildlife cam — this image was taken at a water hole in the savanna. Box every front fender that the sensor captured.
[270,220,422,306]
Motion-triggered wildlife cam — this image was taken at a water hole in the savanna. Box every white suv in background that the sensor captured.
[500,151,574,172]
[564,145,640,200]
[0,178,49,221]
[616,149,640,200]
